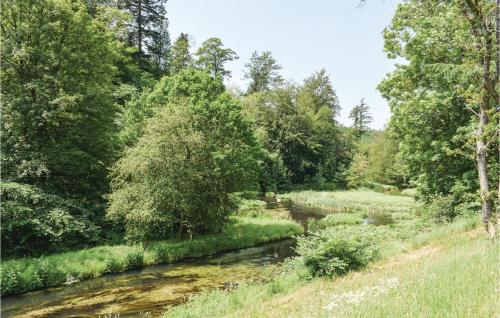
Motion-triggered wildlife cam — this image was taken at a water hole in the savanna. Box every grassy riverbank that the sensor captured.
[164,190,494,318]
[0,217,302,296]
[165,218,488,318]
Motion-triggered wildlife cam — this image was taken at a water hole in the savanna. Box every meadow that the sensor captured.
[279,189,415,215]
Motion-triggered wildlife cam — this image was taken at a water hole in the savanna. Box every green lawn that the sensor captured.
[0,217,303,296]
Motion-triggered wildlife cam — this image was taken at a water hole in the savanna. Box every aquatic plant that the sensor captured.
[0,217,302,296]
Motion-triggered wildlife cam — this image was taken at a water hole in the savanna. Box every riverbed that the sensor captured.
[2,199,325,318]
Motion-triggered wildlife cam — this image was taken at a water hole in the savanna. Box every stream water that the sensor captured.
[1,198,389,317]
[1,199,324,318]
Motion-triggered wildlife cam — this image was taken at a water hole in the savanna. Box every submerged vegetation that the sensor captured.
[1,217,302,296]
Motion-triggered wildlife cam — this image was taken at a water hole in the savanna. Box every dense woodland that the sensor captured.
[1,0,498,260]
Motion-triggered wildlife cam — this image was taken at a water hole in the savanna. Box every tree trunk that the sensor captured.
[137,0,143,68]
[476,105,495,238]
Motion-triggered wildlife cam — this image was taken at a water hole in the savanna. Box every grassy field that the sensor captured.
[0,217,303,296]
[164,218,491,318]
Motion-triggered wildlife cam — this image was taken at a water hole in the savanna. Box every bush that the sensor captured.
[104,259,123,274]
[124,249,144,270]
[424,195,463,223]
[296,226,379,277]
[1,262,21,295]
[1,182,100,257]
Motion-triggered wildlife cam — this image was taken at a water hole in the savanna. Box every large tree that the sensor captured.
[379,0,498,235]
[349,98,373,137]
[119,0,169,71]
[242,71,350,186]
[1,0,121,199]
[243,51,283,94]
[195,37,239,79]
[168,33,193,75]
[108,73,259,242]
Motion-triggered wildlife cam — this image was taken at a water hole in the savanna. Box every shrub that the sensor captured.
[124,249,144,270]
[296,226,379,277]
[424,195,459,223]
[1,182,99,257]
[1,262,21,295]
[104,258,123,274]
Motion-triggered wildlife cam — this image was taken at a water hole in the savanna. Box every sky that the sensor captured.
[167,0,401,129]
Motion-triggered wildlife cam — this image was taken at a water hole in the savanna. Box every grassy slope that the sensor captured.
[165,219,497,318]
[1,217,303,296]
[227,228,498,318]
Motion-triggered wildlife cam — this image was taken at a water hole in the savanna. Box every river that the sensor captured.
[1,198,325,318]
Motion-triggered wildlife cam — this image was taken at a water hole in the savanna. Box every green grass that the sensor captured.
[326,232,498,318]
[164,217,486,318]
[279,189,415,215]
[0,217,303,296]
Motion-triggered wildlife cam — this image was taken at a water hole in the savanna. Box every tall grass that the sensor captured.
[279,190,415,215]
[0,217,303,296]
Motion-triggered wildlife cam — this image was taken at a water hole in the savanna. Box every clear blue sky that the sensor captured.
[167,0,400,129]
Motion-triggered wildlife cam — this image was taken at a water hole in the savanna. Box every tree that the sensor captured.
[119,0,168,70]
[241,71,351,187]
[298,69,340,116]
[119,68,225,146]
[195,37,239,79]
[379,0,498,234]
[149,16,171,77]
[243,51,283,94]
[349,98,373,137]
[108,96,259,243]
[168,33,193,74]
[1,0,120,200]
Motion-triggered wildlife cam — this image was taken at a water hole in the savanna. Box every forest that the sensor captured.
[1,0,498,317]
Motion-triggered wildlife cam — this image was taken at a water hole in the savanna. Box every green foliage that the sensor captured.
[349,98,373,137]
[0,217,302,296]
[243,51,283,94]
[104,258,123,274]
[347,130,407,189]
[280,190,415,215]
[241,71,352,188]
[124,249,144,270]
[308,213,364,232]
[423,192,479,224]
[347,152,369,188]
[1,0,120,199]
[296,226,379,277]
[1,182,99,257]
[109,82,260,242]
[378,0,498,204]
[119,68,225,145]
[168,33,193,74]
[195,37,238,79]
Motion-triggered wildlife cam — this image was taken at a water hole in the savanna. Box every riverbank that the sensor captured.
[164,217,490,318]
[1,217,303,296]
